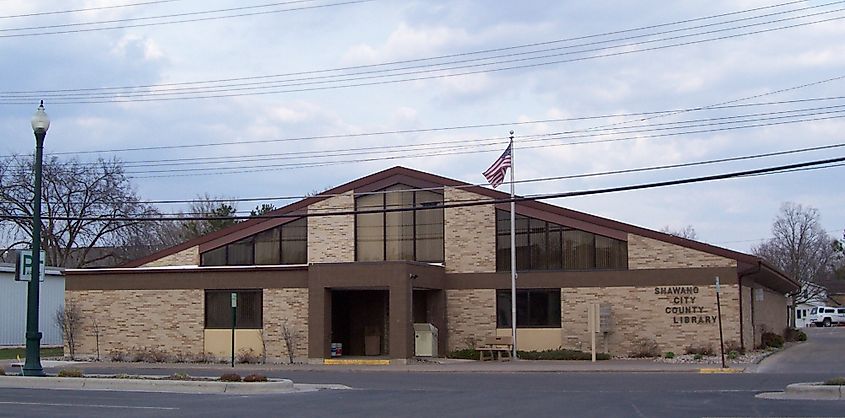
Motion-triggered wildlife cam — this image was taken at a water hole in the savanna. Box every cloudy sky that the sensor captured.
[1,0,843,252]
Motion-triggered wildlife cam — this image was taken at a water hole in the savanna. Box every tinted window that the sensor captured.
[204,290,262,329]
[496,289,561,328]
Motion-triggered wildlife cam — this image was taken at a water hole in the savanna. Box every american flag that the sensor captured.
[483,142,512,188]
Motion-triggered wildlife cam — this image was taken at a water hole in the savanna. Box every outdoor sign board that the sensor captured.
[15,250,45,282]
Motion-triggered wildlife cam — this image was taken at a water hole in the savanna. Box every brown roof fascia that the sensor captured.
[121,165,763,270]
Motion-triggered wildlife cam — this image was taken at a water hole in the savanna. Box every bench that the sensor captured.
[475,336,513,361]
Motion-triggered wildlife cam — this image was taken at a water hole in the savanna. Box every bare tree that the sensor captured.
[92,317,102,362]
[752,202,838,304]
[55,300,83,360]
[282,321,296,364]
[0,155,160,268]
[181,194,239,240]
[660,225,698,240]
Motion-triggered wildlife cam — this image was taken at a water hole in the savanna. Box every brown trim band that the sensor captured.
[445,267,739,289]
[66,268,308,291]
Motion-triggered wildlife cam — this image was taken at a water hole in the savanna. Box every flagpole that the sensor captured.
[509,130,518,360]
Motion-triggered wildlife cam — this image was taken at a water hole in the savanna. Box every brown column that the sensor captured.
[308,287,331,359]
[388,279,413,359]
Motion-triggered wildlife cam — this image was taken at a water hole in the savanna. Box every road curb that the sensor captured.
[756,382,844,401]
[698,368,743,374]
[0,375,294,394]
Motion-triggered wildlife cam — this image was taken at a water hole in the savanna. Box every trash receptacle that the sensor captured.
[330,342,343,357]
[414,323,438,357]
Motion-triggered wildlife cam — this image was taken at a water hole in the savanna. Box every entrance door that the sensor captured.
[331,290,388,356]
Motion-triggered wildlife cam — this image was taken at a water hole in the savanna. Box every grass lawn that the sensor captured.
[0,347,64,360]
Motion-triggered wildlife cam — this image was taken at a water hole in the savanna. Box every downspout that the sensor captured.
[737,261,762,352]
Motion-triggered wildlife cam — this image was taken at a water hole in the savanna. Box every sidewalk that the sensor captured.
[3,358,750,374]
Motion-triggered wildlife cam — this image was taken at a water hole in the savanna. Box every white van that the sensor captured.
[807,306,845,327]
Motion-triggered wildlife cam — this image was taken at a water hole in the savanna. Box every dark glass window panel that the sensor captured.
[356,193,384,261]
[515,215,530,270]
[496,289,561,328]
[254,228,280,265]
[564,229,595,270]
[385,185,414,260]
[204,290,263,329]
[415,190,444,262]
[496,290,512,328]
[548,223,563,269]
[201,246,226,266]
[529,218,548,270]
[227,237,254,265]
[281,218,307,264]
[496,210,511,272]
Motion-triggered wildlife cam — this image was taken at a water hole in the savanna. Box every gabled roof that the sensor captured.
[121,165,795,291]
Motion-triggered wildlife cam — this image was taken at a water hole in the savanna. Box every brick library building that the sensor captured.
[65,167,798,362]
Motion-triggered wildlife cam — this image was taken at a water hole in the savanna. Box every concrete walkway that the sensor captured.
[3,357,750,374]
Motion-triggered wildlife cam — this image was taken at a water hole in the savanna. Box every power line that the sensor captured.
[3,6,843,103]
[122,112,845,177]
[0,0,373,38]
[0,0,813,95]
[0,0,183,19]
[7,1,839,100]
[29,142,845,207]
[2,155,843,222]
[93,104,845,169]
[8,95,844,158]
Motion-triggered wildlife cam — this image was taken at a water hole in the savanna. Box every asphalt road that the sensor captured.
[2,328,843,417]
[754,326,845,374]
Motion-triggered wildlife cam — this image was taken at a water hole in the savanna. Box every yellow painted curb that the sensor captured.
[699,368,743,374]
[323,359,391,366]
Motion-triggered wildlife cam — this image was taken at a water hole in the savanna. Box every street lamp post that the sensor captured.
[23,101,50,377]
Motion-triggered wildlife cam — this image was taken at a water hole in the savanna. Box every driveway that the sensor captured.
[754,326,845,374]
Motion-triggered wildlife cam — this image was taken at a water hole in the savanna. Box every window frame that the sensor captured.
[354,185,445,263]
[496,288,562,329]
[204,289,263,329]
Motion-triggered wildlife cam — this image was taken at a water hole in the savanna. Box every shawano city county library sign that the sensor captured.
[655,286,717,325]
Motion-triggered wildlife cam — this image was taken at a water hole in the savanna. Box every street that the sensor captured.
[1,328,843,417]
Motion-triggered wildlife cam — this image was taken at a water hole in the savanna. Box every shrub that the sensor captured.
[517,349,610,361]
[243,374,268,382]
[446,348,479,360]
[236,348,261,364]
[824,377,845,385]
[724,340,745,355]
[664,352,675,359]
[693,354,703,361]
[170,372,191,381]
[0,368,5,376]
[684,343,714,356]
[727,350,739,360]
[109,349,127,362]
[783,327,807,342]
[219,373,242,382]
[57,368,83,378]
[760,332,784,349]
[629,338,660,358]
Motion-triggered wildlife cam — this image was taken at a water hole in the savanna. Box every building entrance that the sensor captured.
[330,290,389,356]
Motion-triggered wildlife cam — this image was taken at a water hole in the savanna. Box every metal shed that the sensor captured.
[0,263,65,346]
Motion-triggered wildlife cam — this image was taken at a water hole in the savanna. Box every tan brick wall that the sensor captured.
[561,284,742,356]
[142,246,199,267]
[628,234,736,269]
[751,286,788,346]
[308,192,354,263]
[741,286,754,349]
[66,289,204,358]
[444,187,496,273]
[263,288,309,362]
[446,289,496,351]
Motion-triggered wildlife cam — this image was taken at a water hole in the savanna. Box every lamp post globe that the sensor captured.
[23,100,49,377]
